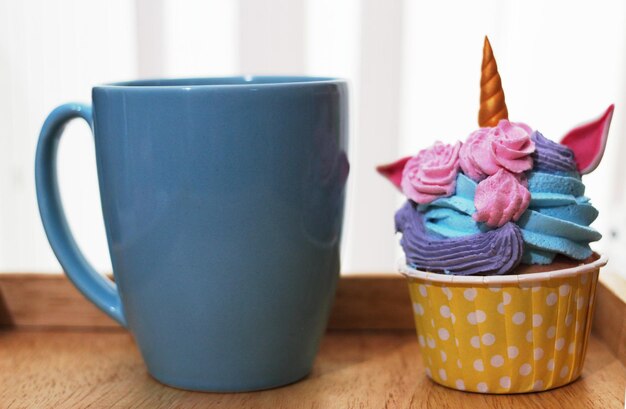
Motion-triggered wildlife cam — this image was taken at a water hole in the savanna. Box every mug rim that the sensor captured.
[95,76,345,90]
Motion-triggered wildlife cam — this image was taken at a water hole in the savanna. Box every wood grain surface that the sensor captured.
[0,274,118,328]
[0,273,624,365]
[592,278,626,366]
[0,329,623,408]
[327,275,414,330]
[0,273,416,330]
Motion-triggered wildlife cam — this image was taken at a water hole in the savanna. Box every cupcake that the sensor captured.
[377,37,612,394]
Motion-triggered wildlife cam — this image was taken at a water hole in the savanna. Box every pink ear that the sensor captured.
[376,156,410,190]
[560,104,614,174]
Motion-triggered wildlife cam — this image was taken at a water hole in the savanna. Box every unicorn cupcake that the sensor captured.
[378,37,611,393]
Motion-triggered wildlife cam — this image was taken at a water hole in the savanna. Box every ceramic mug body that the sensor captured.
[35,77,349,391]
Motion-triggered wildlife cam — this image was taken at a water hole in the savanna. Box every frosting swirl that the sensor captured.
[459,120,535,181]
[385,118,605,275]
[520,172,600,263]
[474,169,530,227]
[418,172,600,265]
[531,131,578,174]
[396,202,523,275]
[401,141,461,204]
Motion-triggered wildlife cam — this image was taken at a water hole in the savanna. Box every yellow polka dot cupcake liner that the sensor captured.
[401,254,607,394]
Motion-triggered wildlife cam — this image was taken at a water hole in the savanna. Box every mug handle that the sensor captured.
[35,103,127,327]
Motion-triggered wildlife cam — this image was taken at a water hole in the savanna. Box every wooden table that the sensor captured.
[0,273,624,408]
[0,329,623,408]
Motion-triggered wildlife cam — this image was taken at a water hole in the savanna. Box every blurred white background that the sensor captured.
[1,0,625,277]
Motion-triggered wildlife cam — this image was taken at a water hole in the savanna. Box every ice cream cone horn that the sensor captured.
[479,36,508,127]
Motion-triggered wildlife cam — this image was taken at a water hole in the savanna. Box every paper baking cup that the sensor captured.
[401,254,607,394]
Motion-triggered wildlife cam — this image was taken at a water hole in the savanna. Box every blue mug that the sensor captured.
[35,76,349,392]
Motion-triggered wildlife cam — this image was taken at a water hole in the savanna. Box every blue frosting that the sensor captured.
[419,172,601,264]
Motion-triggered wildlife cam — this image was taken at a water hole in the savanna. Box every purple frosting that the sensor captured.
[531,131,578,174]
[395,202,524,275]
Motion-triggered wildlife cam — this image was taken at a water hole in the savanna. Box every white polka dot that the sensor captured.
[451,313,456,324]
[499,376,511,389]
[455,379,465,390]
[477,382,489,393]
[568,342,576,354]
[532,286,541,293]
[440,305,451,318]
[577,297,585,310]
[533,380,544,391]
[560,366,569,378]
[467,312,477,325]
[490,355,504,367]
[418,285,427,297]
[559,284,571,296]
[532,314,543,327]
[489,286,501,292]
[534,348,544,360]
[581,274,589,284]
[555,338,565,351]
[512,312,526,325]
[507,346,519,359]
[467,310,486,325]
[565,314,573,327]
[497,303,505,314]
[519,363,532,376]
[438,328,450,341]
[425,367,432,377]
[418,335,425,347]
[442,286,452,300]
[439,368,448,381]
[547,326,556,339]
[526,330,534,342]
[431,318,435,328]
[413,303,424,315]
[464,288,477,301]
[457,359,462,368]
[473,359,484,372]
[455,338,459,347]
[503,292,512,305]
[440,350,447,362]
[470,336,481,349]
[482,333,496,346]
[547,359,555,371]
[427,336,436,349]
[546,293,558,306]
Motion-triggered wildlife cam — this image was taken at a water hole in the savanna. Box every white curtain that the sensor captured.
[1,0,625,276]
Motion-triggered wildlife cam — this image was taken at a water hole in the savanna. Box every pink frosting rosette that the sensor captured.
[473,169,530,227]
[459,120,535,181]
[401,141,461,204]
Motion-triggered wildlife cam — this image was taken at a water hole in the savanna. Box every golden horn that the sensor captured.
[478,36,508,127]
